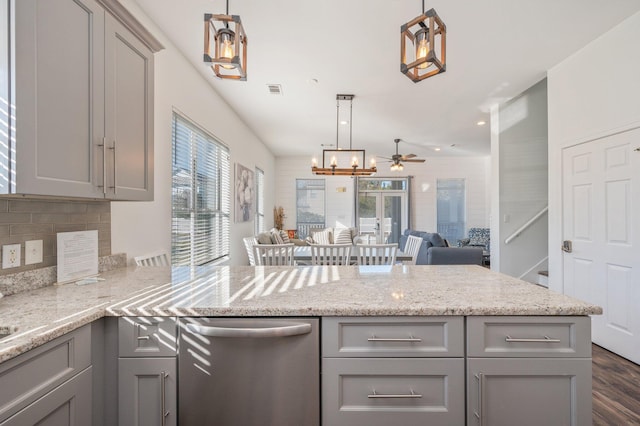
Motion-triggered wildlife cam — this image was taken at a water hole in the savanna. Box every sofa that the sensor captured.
[399,229,483,265]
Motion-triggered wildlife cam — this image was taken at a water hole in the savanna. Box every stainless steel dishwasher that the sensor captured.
[178,317,319,426]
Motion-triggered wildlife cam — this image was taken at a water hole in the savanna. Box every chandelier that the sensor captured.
[204,0,247,81]
[401,0,446,82]
[311,95,377,176]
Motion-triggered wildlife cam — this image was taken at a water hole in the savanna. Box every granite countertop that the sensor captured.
[0,264,602,363]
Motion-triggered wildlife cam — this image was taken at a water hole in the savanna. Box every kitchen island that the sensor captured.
[0,264,601,425]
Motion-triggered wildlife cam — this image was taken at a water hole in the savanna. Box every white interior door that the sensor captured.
[562,128,640,364]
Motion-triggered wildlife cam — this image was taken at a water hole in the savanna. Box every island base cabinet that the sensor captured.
[118,358,176,426]
[467,358,592,426]
[323,358,465,426]
[0,367,92,426]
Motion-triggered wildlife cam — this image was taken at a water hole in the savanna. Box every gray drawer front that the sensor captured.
[467,316,591,358]
[323,358,464,426]
[322,317,464,357]
[0,324,91,422]
[119,317,177,357]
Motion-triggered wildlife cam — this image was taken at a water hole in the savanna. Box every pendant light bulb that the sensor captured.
[415,28,431,70]
[217,28,236,69]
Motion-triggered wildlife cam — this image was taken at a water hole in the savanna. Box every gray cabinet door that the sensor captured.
[0,367,92,426]
[105,14,154,201]
[14,0,105,198]
[118,358,176,426]
[467,358,592,426]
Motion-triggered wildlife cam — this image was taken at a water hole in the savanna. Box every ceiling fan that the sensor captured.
[379,139,426,171]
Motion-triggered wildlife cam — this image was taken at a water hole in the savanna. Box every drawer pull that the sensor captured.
[505,335,561,343]
[368,389,422,399]
[137,335,151,341]
[368,335,422,343]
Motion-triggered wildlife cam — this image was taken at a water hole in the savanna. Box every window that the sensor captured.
[172,113,230,266]
[437,178,466,243]
[255,167,265,234]
[296,179,325,238]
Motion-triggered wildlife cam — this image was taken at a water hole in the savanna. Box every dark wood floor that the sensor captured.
[592,344,640,425]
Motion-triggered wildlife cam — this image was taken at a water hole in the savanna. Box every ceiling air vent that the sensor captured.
[267,84,283,95]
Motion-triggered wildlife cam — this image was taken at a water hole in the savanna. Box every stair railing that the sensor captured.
[504,206,548,245]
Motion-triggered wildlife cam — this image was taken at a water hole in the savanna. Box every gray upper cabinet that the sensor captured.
[105,14,154,200]
[3,0,162,200]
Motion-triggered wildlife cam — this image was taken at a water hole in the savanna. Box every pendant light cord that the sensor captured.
[335,98,340,150]
[349,98,353,150]
[422,0,425,13]
[225,0,229,28]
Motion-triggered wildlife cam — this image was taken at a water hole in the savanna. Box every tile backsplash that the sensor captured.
[0,198,111,276]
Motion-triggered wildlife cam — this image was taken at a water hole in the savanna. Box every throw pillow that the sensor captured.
[334,228,352,245]
[429,232,446,247]
[279,229,291,244]
[271,230,284,244]
[257,232,273,245]
[314,229,332,245]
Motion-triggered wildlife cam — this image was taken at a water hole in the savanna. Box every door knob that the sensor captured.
[562,240,572,253]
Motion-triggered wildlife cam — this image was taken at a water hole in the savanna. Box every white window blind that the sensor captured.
[255,167,265,234]
[172,113,230,266]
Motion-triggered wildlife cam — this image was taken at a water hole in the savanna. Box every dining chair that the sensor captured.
[134,251,169,266]
[310,244,352,266]
[402,235,423,265]
[356,243,398,265]
[243,237,258,266]
[253,244,295,266]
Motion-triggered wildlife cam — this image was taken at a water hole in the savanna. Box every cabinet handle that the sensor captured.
[474,373,484,425]
[109,140,117,194]
[97,139,107,195]
[134,323,152,341]
[368,335,422,343]
[161,371,169,425]
[367,389,422,399]
[505,335,561,343]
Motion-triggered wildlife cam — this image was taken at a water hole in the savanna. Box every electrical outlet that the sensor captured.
[25,240,43,265]
[2,244,21,269]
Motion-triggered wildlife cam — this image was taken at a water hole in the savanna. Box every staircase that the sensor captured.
[537,270,549,288]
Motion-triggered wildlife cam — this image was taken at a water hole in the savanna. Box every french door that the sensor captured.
[562,128,640,363]
[357,178,408,244]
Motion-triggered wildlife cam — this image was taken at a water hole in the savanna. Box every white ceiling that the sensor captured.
[132,0,640,160]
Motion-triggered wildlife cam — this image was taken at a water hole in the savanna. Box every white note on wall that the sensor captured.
[56,230,99,284]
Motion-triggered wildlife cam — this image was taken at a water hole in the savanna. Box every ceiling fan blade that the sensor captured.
[401,153,417,159]
[402,159,426,163]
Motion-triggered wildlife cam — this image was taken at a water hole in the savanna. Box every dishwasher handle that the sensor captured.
[186,322,312,338]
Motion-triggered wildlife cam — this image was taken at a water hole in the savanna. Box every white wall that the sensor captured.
[275,155,490,235]
[547,11,640,292]
[111,1,275,266]
[495,78,549,280]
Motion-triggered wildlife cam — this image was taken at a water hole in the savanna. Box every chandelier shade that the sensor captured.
[311,95,377,176]
[204,9,247,81]
[401,6,446,82]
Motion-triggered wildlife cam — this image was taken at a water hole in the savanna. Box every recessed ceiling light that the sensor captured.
[476,120,486,126]
[434,147,441,151]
